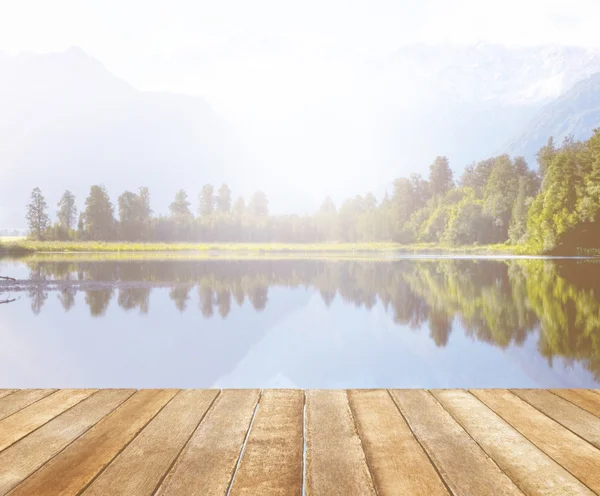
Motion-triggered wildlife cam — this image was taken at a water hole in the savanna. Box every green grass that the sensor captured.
[0,239,529,257]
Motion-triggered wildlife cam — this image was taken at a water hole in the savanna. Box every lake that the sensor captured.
[0,255,599,389]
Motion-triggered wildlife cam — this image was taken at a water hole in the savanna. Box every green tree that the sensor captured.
[198,184,215,217]
[536,137,556,177]
[26,187,50,240]
[216,184,232,214]
[118,190,151,241]
[83,185,115,240]
[429,156,454,197]
[249,191,269,217]
[57,190,77,233]
[169,190,192,218]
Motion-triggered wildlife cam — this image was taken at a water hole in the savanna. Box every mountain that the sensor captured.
[374,43,600,176]
[0,47,242,227]
[3,43,600,228]
[505,71,600,163]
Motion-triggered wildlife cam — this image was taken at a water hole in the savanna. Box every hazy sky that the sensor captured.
[3,0,600,213]
[3,0,600,69]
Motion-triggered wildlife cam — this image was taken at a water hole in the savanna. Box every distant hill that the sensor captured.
[505,71,600,164]
[0,48,242,227]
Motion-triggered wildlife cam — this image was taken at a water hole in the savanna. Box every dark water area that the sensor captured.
[1,255,599,389]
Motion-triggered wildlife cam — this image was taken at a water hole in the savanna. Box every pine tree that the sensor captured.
[26,187,50,240]
[198,184,215,217]
[169,190,192,218]
[216,184,232,214]
[57,190,77,233]
[83,185,115,240]
[429,156,454,197]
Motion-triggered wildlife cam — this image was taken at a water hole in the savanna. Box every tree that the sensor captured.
[508,177,530,244]
[118,190,148,240]
[249,191,269,217]
[233,197,246,216]
[429,156,454,197]
[319,196,337,214]
[198,184,215,217]
[216,184,232,214]
[26,187,50,240]
[536,137,556,177]
[83,185,115,240]
[57,190,77,233]
[169,190,192,218]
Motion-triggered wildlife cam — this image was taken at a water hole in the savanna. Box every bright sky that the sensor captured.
[2,0,600,211]
[2,0,600,72]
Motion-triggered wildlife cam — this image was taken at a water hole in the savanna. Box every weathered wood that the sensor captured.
[348,389,449,496]
[0,390,16,401]
[0,389,56,422]
[472,389,600,494]
[434,389,593,495]
[390,390,522,496]
[550,389,600,418]
[229,389,304,496]
[0,389,95,452]
[155,389,260,496]
[305,390,377,496]
[512,389,600,450]
[0,389,135,495]
[9,389,177,496]
[83,389,219,496]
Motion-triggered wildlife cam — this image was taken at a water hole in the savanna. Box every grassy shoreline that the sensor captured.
[0,239,529,256]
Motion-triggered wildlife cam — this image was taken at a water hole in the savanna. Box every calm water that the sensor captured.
[1,255,599,389]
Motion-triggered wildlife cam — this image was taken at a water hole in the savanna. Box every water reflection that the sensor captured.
[1,257,600,385]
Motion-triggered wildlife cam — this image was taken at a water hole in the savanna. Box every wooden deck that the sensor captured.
[0,389,599,495]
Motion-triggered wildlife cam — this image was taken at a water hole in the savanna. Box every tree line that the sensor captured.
[24,129,600,251]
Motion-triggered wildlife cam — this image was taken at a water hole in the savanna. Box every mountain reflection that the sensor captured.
[2,258,600,378]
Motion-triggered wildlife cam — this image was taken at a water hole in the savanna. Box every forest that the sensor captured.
[20,129,600,253]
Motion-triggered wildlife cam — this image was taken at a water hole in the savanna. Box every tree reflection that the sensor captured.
[16,257,600,378]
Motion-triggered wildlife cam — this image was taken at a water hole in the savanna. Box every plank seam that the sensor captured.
[0,389,99,455]
[74,389,182,496]
[302,390,307,496]
[151,389,222,496]
[509,389,600,450]
[431,390,528,495]
[547,389,600,420]
[345,390,380,496]
[225,389,262,496]
[386,390,455,496]
[472,390,600,495]
[0,390,18,401]
[7,389,137,493]
[0,389,58,424]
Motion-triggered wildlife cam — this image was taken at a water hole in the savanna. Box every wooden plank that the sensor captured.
[512,389,600,450]
[348,389,449,496]
[433,390,593,495]
[0,389,95,452]
[83,389,219,496]
[155,389,260,496]
[550,389,600,418]
[390,390,522,496]
[0,389,135,494]
[304,390,376,496]
[229,389,304,496]
[0,389,56,422]
[472,389,600,494]
[0,390,16,401]
[9,389,178,496]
